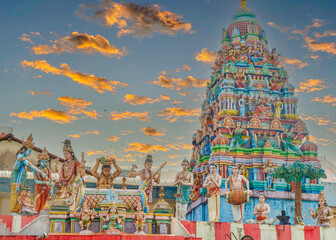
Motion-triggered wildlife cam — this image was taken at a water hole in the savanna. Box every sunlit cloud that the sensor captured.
[142,127,165,136]
[306,18,326,29]
[123,94,170,105]
[124,142,169,153]
[311,95,336,106]
[120,130,134,136]
[314,30,336,38]
[280,56,308,69]
[87,149,115,156]
[28,90,52,96]
[175,64,192,72]
[306,54,320,60]
[302,115,331,126]
[194,47,216,65]
[110,111,150,121]
[69,130,99,138]
[310,135,332,146]
[172,100,182,105]
[19,33,34,44]
[168,155,181,159]
[267,21,292,33]
[77,0,195,38]
[329,128,336,134]
[167,161,180,166]
[158,107,200,122]
[297,79,326,93]
[10,109,77,124]
[167,142,192,150]
[32,32,128,58]
[58,96,98,119]
[21,59,128,93]
[107,136,119,142]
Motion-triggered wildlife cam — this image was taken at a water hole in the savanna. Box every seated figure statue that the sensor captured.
[247,194,275,224]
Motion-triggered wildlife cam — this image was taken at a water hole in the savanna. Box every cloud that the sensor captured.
[10,109,77,124]
[58,96,98,119]
[123,94,170,105]
[306,54,320,60]
[302,115,331,126]
[19,33,34,44]
[167,142,192,150]
[158,107,200,122]
[149,71,208,91]
[87,149,115,156]
[175,64,192,72]
[306,18,326,29]
[267,22,292,33]
[21,59,128,93]
[172,100,182,105]
[107,136,119,142]
[329,128,336,134]
[194,48,216,65]
[69,130,99,138]
[120,130,134,135]
[309,135,331,146]
[168,155,181,159]
[77,1,194,38]
[28,90,52,96]
[123,142,169,153]
[142,127,165,136]
[31,32,128,58]
[311,95,336,106]
[297,79,326,93]
[314,30,336,38]
[110,111,150,121]
[280,56,308,69]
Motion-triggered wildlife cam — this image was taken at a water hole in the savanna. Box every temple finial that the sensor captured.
[240,0,247,7]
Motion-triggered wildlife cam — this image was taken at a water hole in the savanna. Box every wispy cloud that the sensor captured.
[142,127,165,136]
[110,111,150,121]
[314,30,336,38]
[175,64,192,72]
[69,130,100,138]
[10,109,77,124]
[58,96,98,119]
[21,59,128,93]
[107,136,119,142]
[76,1,195,38]
[120,130,134,136]
[167,142,192,150]
[19,31,43,44]
[28,90,52,96]
[280,56,308,69]
[194,48,216,65]
[124,142,169,153]
[87,149,115,156]
[310,135,332,146]
[302,114,332,126]
[267,22,292,33]
[168,154,181,159]
[311,95,336,106]
[297,79,326,93]
[158,107,200,122]
[123,94,170,105]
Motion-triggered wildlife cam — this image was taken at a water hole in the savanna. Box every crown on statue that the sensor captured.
[62,139,73,153]
[37,147,50,161]
[22,133,34,149]
[318,191,326,201]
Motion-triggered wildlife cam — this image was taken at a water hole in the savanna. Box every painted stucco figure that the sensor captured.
[247,195,275,224]
[91,156,122,189]
[226,120,249,151]
[134,203,146,235]
[100,203,123,234]
[310,191,333,227]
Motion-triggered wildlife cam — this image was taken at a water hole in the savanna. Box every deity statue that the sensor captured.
[310,191,333,227]
[226,120,249,151]
[238,94,249,116]
[133,203,146,235]
[248,42,260,65]
[100,203,123,234]
[74,203,97,233]
[239,165,249,179]
[203,163,222,222]
[269,74,283,91]
[280,127,303,155]
[17,187,38,215]
[174,159,194,220]
[225,44,236,63]
[273,97,283,119]
[10,134,46,214]
[247,195,275,224]
[34,147,53,214]
[266,48,281,66]
[234,68,246,88]
[225,164,251,223]
[91,157,122,189]
[255,99,272,117]
[264,159,276,189]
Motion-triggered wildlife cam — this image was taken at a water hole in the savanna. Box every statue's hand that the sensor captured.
[42,172,46,178]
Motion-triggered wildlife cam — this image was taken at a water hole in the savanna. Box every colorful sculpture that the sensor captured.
[34,147,53,214]
[226,120,249,151]
[280,127,303,155]
[174,159,194,220]
[91,157,122,189]
[310,191,333,227]
[133,203,146,235]
[247,195,275,224]
[273,97,283,119]
[203,163,222,222]
[255,99,272,117]
[264,159,275,189]
[100,203,123,234]
[17,187,37,215]
[74,203,97,234]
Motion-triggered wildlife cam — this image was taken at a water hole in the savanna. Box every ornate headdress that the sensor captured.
[62,139,73,153]
[318,191,326,201]
[145,154,153,164]
[37,147,50,161]
[22,133,34,149]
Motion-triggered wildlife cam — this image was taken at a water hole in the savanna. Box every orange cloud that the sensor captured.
[19,33,34,44]
[69,130,99,138]
[306,54,320,60]
[302,115,331,126]
[10,109,77,124]
[110,111,150,121]
[314,30,336,38]
[194,48,216,65]
[267,22,292,33]
[142,127,165,136]
[58,96,98,119]
[123,142,169,153]
[107,136,119,142]
[309,135,331,146]
[120,130,134,136]
[77,1,194,38]
[175,64,192,72]
[167,142,192,150]
[87,150,115,156]
[150,71,208,91]
[172,100,182,105]
[28,90,52,96]
[21,59,128,93]
[123,94,170,105]
[311,95,336,106]
[329,128,336,134]
[168,155,181,159]
[280,56,308,69]
[297,79,326,93]
[32,32,128,58]
[158,107,200,122]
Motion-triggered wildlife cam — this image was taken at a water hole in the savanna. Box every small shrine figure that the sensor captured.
[100,203,123,234]
[18,187,38,215]
[239,165,249,179]
[133,203,146,235]
[34,147,53,214]
[74,203,97,234]
[264,159,276,189]
[266,48,281,66]
[91,157,122,189]
[273,97,283,119]
[225,164,251,223]
[238,95,249,116]
[280,127,303,156]
[226,120,249,151]
[277,210,290,225]
[255,99,272,117]
[65,191,74,213]
[235,68,246,88]
[310,191,333,227]
[203,163,222,222]
[174,159,194,220]
[247,195,275,224]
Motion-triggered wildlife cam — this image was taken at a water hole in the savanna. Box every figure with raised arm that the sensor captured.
[280,126,303,156]
[203,163,222,222]
[74,203,97,234]
[247,194,275,224]
[18,187,38,215]
[174,159,194,220]
[310,191,333,227]
[91,156,122,189]
[226,120,249,151]
[100,203,123,234]
[134,203,146,235]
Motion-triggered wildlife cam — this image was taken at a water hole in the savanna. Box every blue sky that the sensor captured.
[0,0,335,170]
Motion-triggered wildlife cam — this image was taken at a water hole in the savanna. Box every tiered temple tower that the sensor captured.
[187,0,323,224]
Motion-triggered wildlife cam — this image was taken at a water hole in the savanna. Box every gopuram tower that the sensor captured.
[186,0,323,225]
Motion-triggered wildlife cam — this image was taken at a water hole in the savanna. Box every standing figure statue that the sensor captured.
[17,187,38,215]
[174,159,194,220]
[74,203,97,234]
[34,147,53,214]
[264,159,276,189]
[310,191,333,227]
[280,127,303,156]
[133,203,146,235]
[226,120,249,151]
[238,95,249,116]
[273,97,283,119]
[100,203,123,234]
[225,164,251,223]
[255,99,272,117]
[247,195,275,224]
[203,163,222,222]
[91,157,122,189]
[10,134,46,214]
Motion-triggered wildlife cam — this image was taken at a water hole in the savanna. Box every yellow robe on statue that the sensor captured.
[208,187,220,222]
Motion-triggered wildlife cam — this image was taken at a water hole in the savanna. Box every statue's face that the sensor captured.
[136,204,142,211]
[182,162,189,171]
[21,189,27,196]
[102,167,111,177]
[25,148,32,156]
[232,166,239,175]
[27,191,31,197]
[318,199,325,207]
[237,122,242,128]
[144,162,152,170]
[259,195,265,204]
[63,151,72,161]
[110,206,117,214]
[209,165,217,174]
[40,159,48,168]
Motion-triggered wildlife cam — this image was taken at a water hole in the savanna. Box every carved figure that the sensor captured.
[226,120,249,151]
[264,160,275,189]
[310,191,333,227]
[247,195,275,224]
[18,187,38,215]
[91,157,122,189]
[134,203,146,235]
[74,203,97,232]
[255,99,272,117]
[100,203,123,233]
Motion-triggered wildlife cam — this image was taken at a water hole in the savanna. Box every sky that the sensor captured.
[0,0,335,171]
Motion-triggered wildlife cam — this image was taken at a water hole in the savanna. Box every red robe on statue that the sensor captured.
[35,167,51,214]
